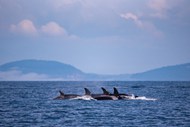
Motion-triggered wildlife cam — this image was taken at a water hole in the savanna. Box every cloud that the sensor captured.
[0,70,83,81]
[10,19,72,37]
[148,0,169,18]
[41,22,67,36]
[141,22,163,37]
[148,0,168,11]
[120,13,143,28]
[0,70,49,81]
[120,12,163,37]
[147,0,188,19]
[10,19,37,35]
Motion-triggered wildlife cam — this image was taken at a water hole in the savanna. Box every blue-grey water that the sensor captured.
[0,81,190,127]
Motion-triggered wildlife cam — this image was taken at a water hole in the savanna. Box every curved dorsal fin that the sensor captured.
[59,90,64,96]
[84,88,91,95]
[101,87,110,95]
[113,87,119,96]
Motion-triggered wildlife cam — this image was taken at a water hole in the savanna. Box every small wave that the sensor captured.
[70,96,97,101]
[134,96,157,101]
[124,94,157,101]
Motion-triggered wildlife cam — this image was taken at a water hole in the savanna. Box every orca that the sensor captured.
[101,87,119,100]
[84,88,118,100]
[113,87,138,99]
[84,88,107,100]
[101,87,111,95]
[53,90,80,100]
[101,87,123,99]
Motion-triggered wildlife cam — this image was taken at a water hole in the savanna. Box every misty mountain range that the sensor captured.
[0,60,190,81]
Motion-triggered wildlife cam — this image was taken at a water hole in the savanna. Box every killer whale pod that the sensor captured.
[54,87,138,100]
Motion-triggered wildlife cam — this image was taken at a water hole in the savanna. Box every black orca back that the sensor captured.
[84,88,91,95]
[101,87,110,95]
[59,90,64,96]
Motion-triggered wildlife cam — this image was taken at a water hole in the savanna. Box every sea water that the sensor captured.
[0,81,190,127]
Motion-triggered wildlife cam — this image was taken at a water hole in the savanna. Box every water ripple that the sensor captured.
[0,81,190,127]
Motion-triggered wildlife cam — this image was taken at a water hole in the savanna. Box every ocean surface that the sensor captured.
[0,81,190,127]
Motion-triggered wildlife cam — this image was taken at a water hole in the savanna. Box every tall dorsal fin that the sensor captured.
[113,87,119,96]
[84,88,91,95]
[59,90,64,96]
[101,87,110,95]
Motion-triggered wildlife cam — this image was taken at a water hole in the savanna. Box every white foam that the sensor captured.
[123,94,157,101]
[70,95,97,101]
[131,96,157,101]
[69,94,156,101]
[134,96,157,101]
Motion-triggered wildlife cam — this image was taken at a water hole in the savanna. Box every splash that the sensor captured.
[70,95,97,101]
[125,94,157,101]
[134,96,157,101]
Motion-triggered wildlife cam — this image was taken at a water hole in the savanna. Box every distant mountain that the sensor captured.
[0,59,190,81]
[131,63,190,81]
[0,60,83,75]
[0,60,85,80]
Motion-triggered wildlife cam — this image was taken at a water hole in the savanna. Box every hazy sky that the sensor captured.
[0,0,190,74]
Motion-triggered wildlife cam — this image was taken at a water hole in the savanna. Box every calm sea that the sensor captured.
[0,81,190,127]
